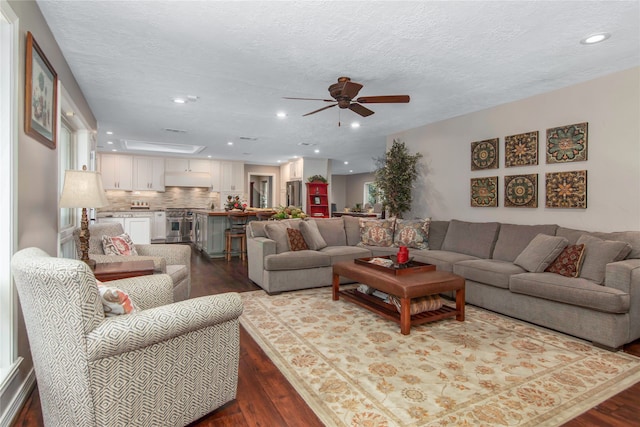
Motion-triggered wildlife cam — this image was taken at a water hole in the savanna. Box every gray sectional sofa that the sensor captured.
[246,217,640,349]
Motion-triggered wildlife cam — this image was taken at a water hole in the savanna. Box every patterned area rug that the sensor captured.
[239,286,640,427]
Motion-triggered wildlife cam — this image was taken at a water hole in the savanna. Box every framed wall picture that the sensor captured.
[471,138,499,170]
[546,170,587,208]
[504,174,538,208]
[314,196,321,205]
[470,176,498,207]
[546,122,588,164]
[505,131,538,167]
[25,31,58,149]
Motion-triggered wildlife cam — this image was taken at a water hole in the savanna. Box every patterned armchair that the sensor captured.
[11,247,243,427]
[73,222,191,301]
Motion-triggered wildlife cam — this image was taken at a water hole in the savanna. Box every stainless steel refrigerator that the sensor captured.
[286,180,301,207]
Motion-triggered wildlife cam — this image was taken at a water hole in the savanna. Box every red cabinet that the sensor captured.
[306,182,329,219]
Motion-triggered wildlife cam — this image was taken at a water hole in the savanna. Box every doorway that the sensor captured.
[248,173,275,208]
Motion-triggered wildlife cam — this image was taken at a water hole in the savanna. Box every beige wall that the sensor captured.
[389,67,640,232]
[7,0,96,420]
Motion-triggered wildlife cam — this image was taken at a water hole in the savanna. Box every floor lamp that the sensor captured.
[59,166,109,269]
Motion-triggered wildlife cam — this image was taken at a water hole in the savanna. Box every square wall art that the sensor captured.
[505,131,538,167]
[546,122,588,163]
[546,170,587,208]
[504,174,538,208]
[470,176,498,207]
[471,138,499,170]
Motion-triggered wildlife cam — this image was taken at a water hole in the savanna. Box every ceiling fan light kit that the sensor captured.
[285,76,410,118]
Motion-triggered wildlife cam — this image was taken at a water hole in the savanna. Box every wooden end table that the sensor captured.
[332,260,465,335]
[94,260,155,282]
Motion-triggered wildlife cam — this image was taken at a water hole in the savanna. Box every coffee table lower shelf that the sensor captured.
[339,288,458,328]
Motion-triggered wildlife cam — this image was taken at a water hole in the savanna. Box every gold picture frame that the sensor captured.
[25,31,58,149]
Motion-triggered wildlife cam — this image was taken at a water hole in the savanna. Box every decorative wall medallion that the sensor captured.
[470,176,498,207]
[546,170,587,208]
[504,174,538,208]
[471,138,499,170]
[505,131,538,167]
[546,122,588,163]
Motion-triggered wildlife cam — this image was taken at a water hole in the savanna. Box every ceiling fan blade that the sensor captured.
[349,103,375,117]
[342,81,363,99]
[356,95,410,104]
[303,104,337,116]
[283,97,335,102]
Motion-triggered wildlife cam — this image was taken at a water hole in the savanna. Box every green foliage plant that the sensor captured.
[307,174,327,183]
[373,139,423,218]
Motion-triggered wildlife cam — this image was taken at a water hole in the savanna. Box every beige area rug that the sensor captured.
[239,286,640,427]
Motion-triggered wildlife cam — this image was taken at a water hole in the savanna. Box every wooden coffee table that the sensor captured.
[94,260,155,282]
[332,260,465,335]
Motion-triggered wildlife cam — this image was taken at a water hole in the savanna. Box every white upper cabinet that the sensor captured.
[289,158,303,180]
[165,158,210,173]
[99,154,133,190]
[210,160,221,191]
[133,157,165,191]
[219,161,244,192]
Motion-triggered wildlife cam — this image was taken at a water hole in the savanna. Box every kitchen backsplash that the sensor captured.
[100,187,220,211]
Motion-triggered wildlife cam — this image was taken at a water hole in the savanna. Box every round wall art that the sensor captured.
[505,174,538,208]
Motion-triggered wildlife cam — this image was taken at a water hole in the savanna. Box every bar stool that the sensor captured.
[225,211,248,261]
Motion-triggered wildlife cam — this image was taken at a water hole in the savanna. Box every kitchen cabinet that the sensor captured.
[99,154,133,190]
[97,215,151,244]
[152,211,166,241]
[209,160,221,191]
[165,158,210,173]
[219,161,244,192]
[133,157,165,191]
[289,158,303,180]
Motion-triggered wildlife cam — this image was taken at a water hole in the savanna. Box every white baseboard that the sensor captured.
[0,367,35,427]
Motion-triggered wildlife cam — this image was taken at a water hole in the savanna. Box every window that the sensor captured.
[58,121,77,258]
[363,181,380,206]
[0,0,20,385]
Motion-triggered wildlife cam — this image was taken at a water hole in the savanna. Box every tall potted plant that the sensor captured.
[373,139,422,218]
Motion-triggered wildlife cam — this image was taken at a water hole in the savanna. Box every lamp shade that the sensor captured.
[59,169,110,208]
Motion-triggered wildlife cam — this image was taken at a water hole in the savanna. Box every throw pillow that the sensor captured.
[393,218,431,249]
[299,220,328,250]
[314,218,347,246]
[357,219,395,247]
[287,228,309,251]
[102,233,138,256]
[577,234,632,284]
[545,244,586,277]
[97,281,138,317]
[265,222,290,253]
[513,234,568,273]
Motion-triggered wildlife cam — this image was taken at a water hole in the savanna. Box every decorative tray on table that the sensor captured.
[354,256,436,276]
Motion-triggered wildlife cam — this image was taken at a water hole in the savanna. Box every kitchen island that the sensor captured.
[192,210,274,258]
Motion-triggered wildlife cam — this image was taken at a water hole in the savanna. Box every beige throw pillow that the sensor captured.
[577,234,632,284]
[264,222,291,253]
[513,234,568,273]
[299,220,327,250]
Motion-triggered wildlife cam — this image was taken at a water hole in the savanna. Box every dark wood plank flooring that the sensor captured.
[12,245,640,426]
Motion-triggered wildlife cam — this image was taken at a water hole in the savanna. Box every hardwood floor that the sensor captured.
[12,246,640,426]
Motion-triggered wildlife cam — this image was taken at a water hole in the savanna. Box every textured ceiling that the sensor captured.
[37,1,640,174]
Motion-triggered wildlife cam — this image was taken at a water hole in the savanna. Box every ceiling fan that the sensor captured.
[284,76,410,118]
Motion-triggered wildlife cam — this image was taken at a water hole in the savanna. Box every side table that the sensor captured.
[94,260,155,282]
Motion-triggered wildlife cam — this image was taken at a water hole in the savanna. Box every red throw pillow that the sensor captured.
[287,228,309,251]
[545,244,585,278]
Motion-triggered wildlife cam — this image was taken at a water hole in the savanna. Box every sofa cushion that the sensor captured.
[513,234,568,273]
[264,251,331,271]
[265,222,291,254]
[577,234,632,284]
[509,272,630,314]
[412,250,479,272]
[557,227,640,260]
[427,220,449,251]
[315,218,347,246]
[102,233,138,256]
[358,218,395,247]
[492,223,558,262]
[287,228,309,251]
[166,264,188,286]
[249,221,269,238]
[545,244,586,278]
[343,216,362,246]
[454,259,526,289]
[393,218,431,249]
[299,220,327,250]
[318,246,372,264]
[441,219,500,259]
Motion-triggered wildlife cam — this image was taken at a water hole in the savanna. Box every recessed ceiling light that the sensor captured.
[173,98,186,104]
[207,155,212,158]
[293,155,299,158]
[277,112,287,118]
[580,32,611,45]
[277,160,281,163]
[344,161,349,165]
[351,122,360,128]
[107,141,113,145]
[106,131,113,135]
[111,149,117,152]
[227,141,234,146]
[349,170,353,173]
[314,149,320,154]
